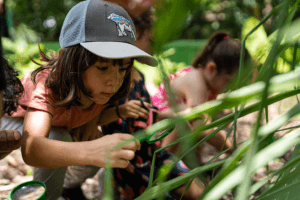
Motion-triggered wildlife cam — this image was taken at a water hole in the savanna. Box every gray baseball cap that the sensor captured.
[59,0,158,66]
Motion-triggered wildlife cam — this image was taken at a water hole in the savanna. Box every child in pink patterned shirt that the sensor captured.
[151,31,251,160]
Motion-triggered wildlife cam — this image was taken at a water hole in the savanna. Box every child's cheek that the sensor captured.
[117,71,126,84]
[118,79,124,90]
[83,71,91,89]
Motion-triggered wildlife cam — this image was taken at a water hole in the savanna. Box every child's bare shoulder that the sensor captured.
[172,68,205,90]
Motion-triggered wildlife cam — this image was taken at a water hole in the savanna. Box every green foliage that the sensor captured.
[2,41,61,79]
[2,37,44,78]
[26,168,33,176]
[173,0,281,41]
[151,0,198,52]
[242,16,300,75]
[5,0,287,48]
[6,0,81,42]
[128,68,300,199]
[135,49,187,86]
[242,17,269,64]
[163,39,208,66]
[8,23,41,43]
[255,145,300,200]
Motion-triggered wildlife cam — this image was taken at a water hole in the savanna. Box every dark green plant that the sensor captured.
[242,16,300,74]
[2,37,45,78]
[170,0,283,41]
[135,49,187,86]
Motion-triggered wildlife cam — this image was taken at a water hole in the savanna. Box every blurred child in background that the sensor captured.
[151,31,251,161]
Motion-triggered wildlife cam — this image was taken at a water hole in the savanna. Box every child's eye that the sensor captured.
[97,67,108,71]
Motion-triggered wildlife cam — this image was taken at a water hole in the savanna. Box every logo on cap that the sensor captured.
[108,13,136,41]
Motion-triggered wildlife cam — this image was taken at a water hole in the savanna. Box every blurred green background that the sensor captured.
[2,0,299,80]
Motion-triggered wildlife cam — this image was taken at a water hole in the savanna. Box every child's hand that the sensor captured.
[118,100,150,120]
[0,129,22,152]
[90,133,141,168]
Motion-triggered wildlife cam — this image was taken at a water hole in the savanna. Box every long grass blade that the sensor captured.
[250,153,300,195]
[201,129,300,200]
[135,160,225,200]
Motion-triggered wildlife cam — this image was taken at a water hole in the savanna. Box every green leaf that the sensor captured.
[201,130,300,200]
[241,17,268,64]
[135,160,225,200]
[26,168,33,176]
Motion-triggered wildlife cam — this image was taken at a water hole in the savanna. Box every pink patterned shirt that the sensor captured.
[151,67,217,112]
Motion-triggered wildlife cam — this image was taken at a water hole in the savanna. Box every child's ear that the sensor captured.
[205,62,218,78]
[206,62,217,72]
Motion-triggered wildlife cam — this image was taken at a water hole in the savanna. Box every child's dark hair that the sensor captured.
[130,9,152,39]
[193,31,250,74]
[0,60,5,91]
[31,45,133,108]
[2,56,24,115]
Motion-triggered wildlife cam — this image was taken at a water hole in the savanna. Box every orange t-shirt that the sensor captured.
[11,70,106,130]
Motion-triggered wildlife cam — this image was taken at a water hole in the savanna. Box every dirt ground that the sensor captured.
[0,95,299,200]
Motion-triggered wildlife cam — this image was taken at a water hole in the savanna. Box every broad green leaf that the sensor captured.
[241,17,268,64]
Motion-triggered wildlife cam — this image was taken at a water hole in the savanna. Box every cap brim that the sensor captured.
[80,42,158,67]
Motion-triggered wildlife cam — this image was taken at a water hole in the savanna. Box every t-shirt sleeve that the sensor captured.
[18,70,56,116]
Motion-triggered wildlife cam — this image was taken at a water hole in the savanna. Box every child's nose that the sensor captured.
[107,69,120,86]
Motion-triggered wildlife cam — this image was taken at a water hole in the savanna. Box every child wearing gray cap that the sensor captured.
[63,7,204,200]
[0,0,157,199]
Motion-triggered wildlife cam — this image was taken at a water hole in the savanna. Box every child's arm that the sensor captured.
[0,129,22,160]
[200,129,233,154]
[174,73,234,153]
[22,108,141,169]
[191,118,233,154]
[98,100,150,125]
[160,107,233,154]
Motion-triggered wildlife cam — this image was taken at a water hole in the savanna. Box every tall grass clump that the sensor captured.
[103,0,300,199]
